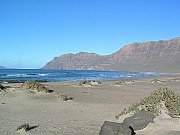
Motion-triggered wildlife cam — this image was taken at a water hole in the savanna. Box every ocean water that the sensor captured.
[0,69,164,82]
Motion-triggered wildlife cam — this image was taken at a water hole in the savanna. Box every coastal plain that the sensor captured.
[1,76,180,135]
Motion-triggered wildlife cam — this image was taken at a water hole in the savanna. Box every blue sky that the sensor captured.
[0,0,180,69]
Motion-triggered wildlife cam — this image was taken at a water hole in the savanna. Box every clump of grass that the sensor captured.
[79,80,93,86]
[16,123,30,131]
[170,78,180,82]
[115,88,180,119]
[0,84,10,92]
[0,84,6,91]
[56,93,74,101]
[16,123,39,132]
[79,80,101,86]
[114,80,126,85]
[114,80,134,85]
[151,79,163,83]
[21,80,53,93]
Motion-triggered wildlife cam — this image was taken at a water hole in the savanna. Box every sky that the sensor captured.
[0,0,180,69]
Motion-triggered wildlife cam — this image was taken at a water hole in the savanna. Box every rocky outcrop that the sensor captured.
[99,110,153,135]
[110,37,180,72]
[43,37,180,72]
[43,52,109,70]
[99,121,131,135]
[122,110,153,131]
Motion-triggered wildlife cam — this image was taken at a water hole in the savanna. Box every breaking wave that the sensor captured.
[0,69,166,82]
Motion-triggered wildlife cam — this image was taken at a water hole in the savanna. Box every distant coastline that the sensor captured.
[0,66,7,69]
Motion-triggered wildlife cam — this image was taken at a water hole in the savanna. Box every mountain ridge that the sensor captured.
[0,66,7,69]
[43,37,180,72]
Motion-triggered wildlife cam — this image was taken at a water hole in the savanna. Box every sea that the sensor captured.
[0,69,166,83]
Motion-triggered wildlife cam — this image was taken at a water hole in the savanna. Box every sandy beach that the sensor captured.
[1,76,180,135]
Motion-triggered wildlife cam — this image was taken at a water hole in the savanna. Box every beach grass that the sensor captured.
[115,88,180,119]
[21,80,52,93]
[56,93,74,101]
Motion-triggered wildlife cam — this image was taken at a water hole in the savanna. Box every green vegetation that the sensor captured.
[151,79,163,83]
[115,88,180,119]
[0,84,10,92]
[79,80,101,86]
[114,80,134,85]
[0,84,6,90]
[16,123,30,131]
[56,93,74,101]
[114,80,126,85]
[79,80,93,86]
[21,80,53,93]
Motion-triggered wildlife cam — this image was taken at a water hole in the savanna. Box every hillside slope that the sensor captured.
[0,66,6,69]
[43,37,180,72]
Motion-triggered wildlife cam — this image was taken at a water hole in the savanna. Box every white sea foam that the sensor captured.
[0,69,164,82]
[99,74,107,77]
[38,73,50,76]
[7,74,28,77]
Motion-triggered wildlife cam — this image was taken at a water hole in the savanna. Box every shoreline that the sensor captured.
[0,72,179,83]
[1,69,178,84]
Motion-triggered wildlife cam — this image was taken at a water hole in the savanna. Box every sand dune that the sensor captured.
[0,76,180,135]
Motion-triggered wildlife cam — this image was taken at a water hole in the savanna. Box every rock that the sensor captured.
[122,110,153,131]
[99,121,131,135]
[129,126,136,135]
[99,111,153,135]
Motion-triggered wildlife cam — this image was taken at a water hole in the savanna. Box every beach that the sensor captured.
[0,76,180,135]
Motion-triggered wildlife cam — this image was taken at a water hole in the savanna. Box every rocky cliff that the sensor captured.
[43,37,180,72]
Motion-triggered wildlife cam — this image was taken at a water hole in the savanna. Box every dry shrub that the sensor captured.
[115,88,180,119]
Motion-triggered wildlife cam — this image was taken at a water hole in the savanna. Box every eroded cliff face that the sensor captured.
[43,37,180,72]
[44,52,109,70]
[113,38,180,58]
[109,38,180,72]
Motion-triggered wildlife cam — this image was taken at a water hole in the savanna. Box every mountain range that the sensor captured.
[43,37,180,72]
[0,66,6,69]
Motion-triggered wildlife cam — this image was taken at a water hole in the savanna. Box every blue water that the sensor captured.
[0,69,164,82]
